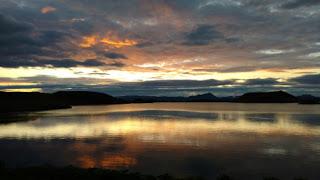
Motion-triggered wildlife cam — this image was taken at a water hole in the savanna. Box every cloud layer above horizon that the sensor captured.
[0,0,320,96]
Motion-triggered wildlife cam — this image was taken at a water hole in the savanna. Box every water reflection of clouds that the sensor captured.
[1,104,320,179]
[106,110,219,120]
[77,155,137,169]
[290,114,320,126]
[1,110,320,140]
[261,148,288,156]
[0,126,320,179]
[245,113,277,123]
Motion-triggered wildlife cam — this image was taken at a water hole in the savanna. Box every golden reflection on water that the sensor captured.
[0,112,320,140]
[1,103,320,179]
[78,155,137,169]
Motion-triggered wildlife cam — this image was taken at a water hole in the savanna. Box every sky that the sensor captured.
[0,0,320,96]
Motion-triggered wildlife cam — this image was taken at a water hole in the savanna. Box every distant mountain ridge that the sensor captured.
[235,91,298,103]
[120,91,319,104]
[0,90,319,113]
[297,94,320,104]
[188,93,218,102]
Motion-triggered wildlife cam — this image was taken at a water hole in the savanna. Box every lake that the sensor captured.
[0,103,320,179]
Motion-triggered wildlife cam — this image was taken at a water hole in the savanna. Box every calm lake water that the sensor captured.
[1,103,320,179]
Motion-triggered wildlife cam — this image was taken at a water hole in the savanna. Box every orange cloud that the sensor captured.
[79,33,137,49]
[80,35,98,48]
[41,6,56,14]
[100,38,137,48]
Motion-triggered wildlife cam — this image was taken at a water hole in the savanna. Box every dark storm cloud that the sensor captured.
[104,52,128,59]
[0,13,70,58]
[0,75,117,86]
[289,74,320,84]
[243,78,280,86]
[71,19,95,35]
[0,14,37,55]
[0,58,105,68]
[38,30,69,44]
[0,14,32,33]
[281,0,320,9]
[184,25,225,46]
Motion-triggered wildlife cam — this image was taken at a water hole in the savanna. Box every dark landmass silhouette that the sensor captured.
[0,90,319,114]
[120,91,316,104]
[235,91,298,103]
[119,93,234,103]
[0,164,301,180]
[0,164,203,180]
[53,91,123,105]
[0,92,71,113]
[297,95,320,104]
[0,91,123,113]
[188,93,218,102]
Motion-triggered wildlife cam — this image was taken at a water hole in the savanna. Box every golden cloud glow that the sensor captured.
[80,35,98,48]
[0,82,35,86]
[41,6,56,14]
[80,33,137,48]
[2,88,42,92]
[100,38,137,48]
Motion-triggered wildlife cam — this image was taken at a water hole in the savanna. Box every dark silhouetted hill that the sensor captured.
[1,90,316,113]
[0,91,124,113]
[119,93,234,103]
[297,95,320,104]
[188,93,218,102]
[53,91,123,105]
[235,91,298,103]
[0,92,71,113]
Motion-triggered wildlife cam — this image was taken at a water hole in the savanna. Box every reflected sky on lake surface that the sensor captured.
[0,103,320,179]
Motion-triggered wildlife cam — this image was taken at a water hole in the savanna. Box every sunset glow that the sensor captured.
[80,34,137,49]
[0,1,319,96]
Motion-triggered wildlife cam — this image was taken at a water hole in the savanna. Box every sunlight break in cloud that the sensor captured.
[256,49,295,55]
[307,52,320,58]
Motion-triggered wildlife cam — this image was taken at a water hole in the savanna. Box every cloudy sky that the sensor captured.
[0,0,320,96]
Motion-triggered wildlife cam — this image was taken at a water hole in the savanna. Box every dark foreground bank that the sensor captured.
[0,165,308,180]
